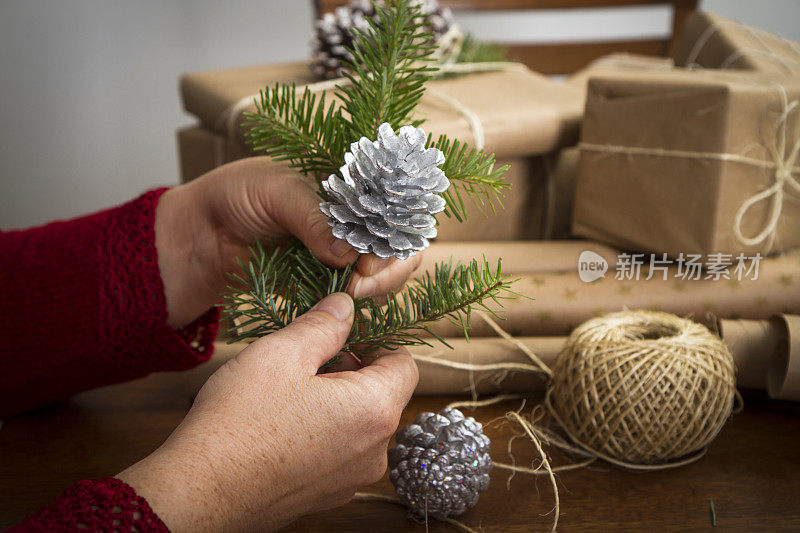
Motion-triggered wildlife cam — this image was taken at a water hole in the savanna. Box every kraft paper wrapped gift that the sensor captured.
[674,11,800,76]
[177,60,586,241]
[573,69,800,258]
[566,52,675,99]
[179,60,584,160]
[177,125,563,241]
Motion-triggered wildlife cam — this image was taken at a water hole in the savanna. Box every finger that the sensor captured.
[354,347,419,406]
[247,292,354,373]
[350,253,423,299]
[264,173,359,268]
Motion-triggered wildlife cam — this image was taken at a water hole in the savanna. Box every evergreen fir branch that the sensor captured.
[223,240,354,343]
[243,84,348,179]
[428,134,510,222]
[337,0,438,141]
[224,241,519,358]
[456,33,508,64]
[346,256,518,355]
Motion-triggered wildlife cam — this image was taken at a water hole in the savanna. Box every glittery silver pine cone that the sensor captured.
[388,407,492,520]
[311,0,457,79]
[320,123,449,260]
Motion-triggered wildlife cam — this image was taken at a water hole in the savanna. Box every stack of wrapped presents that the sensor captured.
[177,12,800,402]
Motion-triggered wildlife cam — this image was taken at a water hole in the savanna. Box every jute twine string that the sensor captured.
[547,311,740,469]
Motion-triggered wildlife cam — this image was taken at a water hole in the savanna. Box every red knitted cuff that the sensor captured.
[8,478,169,533]
[98,188,218,373]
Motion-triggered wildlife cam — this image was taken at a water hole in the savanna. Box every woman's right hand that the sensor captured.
[117,292,418,532]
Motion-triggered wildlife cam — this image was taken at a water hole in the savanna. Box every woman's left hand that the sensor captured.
[154,157,423,328]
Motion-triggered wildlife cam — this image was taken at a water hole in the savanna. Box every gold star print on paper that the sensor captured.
[779,274,793,287]
[538,311,552,323]
[531,276,546,288]
[702,299,716,312]
[592,307,607,317]
[726,279,740,290]
[617,284,632,295]
[755,295,768,307]
[672,281,687,293]
[648,303,664,311]
[564,288,578,301]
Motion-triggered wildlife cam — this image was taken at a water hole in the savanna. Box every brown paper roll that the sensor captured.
[419,240,620,276]
[428,249,800,337]
[182,338,562,398]
[717,318,781,390]
[185,316,800,399]
[767,315,800,401]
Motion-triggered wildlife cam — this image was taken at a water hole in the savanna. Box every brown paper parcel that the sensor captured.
[567,52,675,102]
[177,125,570,241]
[573,69,800,258]
[674,11,800,76]
[179,60,584,159]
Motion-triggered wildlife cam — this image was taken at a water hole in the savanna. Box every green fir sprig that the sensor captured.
[224,240,519,358]
[228,0,519,358]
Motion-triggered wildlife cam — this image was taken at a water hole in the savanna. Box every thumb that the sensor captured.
[267,174,358,268]
[251,292,354,373]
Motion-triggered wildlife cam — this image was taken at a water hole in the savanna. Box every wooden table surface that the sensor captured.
[2,370,800,532]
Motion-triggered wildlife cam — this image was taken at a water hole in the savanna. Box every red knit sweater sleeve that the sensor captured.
[0,187,219,416]
[6,477,169,533]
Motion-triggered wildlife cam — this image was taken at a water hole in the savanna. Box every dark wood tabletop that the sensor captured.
[2,370,799,532]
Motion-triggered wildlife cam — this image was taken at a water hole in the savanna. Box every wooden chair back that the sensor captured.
[312,0,697,74]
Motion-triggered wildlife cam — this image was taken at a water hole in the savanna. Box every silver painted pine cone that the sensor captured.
[320,123,449,260]
[388,407,492,519]
[311,0,458,80]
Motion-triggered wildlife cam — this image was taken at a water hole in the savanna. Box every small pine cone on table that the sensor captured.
[319,123,449,260]
[388,407,492,520]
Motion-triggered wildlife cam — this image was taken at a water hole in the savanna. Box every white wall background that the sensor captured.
[1,0,798,229]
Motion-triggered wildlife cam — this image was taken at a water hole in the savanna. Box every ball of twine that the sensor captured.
[547,310,737,468]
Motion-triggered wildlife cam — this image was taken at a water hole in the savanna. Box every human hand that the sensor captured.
[117,292,418,531]
[155,157,424,328]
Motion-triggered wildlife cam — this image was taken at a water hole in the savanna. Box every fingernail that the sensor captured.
[367,257,391,276]
[312,292,353,322]
[330,238,354,258]
[353,277,377,299]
